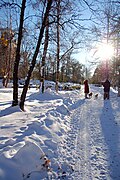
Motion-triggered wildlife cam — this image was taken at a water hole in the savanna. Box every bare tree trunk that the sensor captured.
[5,34,12,88]
[41,17,49,93]
[12,0,26,106]
[55,0,60,92]
[118,66,120,97]
[20,0,53,111]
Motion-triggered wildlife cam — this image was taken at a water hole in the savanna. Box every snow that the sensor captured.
[0,83,120,180]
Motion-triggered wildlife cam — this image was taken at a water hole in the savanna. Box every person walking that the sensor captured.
[84,79,89,99]
[102,79,110,100]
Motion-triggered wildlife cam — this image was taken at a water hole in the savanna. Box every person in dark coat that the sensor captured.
[102,79,110,100]
[84,79,89,98]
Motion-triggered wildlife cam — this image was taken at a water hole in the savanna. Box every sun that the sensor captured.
[93,42,114,60]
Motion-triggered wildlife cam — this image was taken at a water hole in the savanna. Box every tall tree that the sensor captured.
[20,0,53,111]
[55,0,60,92]
[41,17,49,93]
[12,0,26,106]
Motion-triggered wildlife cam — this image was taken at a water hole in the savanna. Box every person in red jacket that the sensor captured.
[84,79,89,98]
[102,79,110,100]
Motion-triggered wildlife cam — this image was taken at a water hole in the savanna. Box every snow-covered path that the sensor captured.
[57,87,120,179]
[70,96,110,180]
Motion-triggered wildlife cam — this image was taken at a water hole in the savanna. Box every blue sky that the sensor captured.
[0,0,105,74]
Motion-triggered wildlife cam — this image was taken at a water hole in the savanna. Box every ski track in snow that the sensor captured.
[57,90,120,180]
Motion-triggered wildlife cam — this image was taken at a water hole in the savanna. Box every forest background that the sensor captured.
[0,0,120,110]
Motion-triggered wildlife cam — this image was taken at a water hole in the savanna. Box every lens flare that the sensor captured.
[92,42,114,60]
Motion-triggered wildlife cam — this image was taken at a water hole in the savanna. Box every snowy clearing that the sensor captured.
[0,85,120,180]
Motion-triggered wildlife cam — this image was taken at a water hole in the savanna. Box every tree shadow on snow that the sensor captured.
[100,100,120,179]
[0,105,21,117]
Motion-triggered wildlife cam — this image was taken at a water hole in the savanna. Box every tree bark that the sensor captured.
[55,0,60,92]
[118,68,120,97]
[41,17,49,93]
[12,0,26,106]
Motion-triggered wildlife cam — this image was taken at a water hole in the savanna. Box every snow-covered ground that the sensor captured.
[0,84,120,180]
